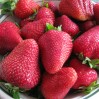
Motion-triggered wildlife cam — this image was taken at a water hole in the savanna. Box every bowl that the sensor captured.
[0,0,99,99]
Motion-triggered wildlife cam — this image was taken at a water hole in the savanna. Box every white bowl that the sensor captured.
[0,0,99,99]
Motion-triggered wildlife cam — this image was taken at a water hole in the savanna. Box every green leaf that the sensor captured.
[3,83,20,99]
[42,0,49,8]
[0,81,28,99]
[0,0,9,4]
[13,91,20,99]
[74,81,99,94]
[0,0,18,4]
[82,57,91,64]
[82,57,99,70]
[84,81,99,94]
[13,0,18,4]
[46,23,62,31]
[0,0,17,15]
[44,3,49,8]
[91,59,99,65]
[46,23,56,31]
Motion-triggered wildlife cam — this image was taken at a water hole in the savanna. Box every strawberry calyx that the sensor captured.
[0,0,11,4]
[0,81,27,99]
[0,0,18,15]
[82,57,99,70]
[75,81,99,94]
[43,3,49,8]
[29,10,38,20]
[42,0,49,8]
[78,53,99,70]
[83,81,99,94]
[0,82,20,99]
[46,23,62,31]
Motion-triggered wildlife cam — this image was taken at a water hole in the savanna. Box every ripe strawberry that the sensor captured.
[1,0,40,19]
[59,0,93,21]
[73,26,99,59]
[35,7,55,22]
[70,58,98,89]
[41,67,77,99]
[0,21,22,55]
[55,15,80,37]
[78,20,96,32]
[44,1,59,16]
[93,3,99,24]
[14,0,40,19]
[0,39,40,89]
[38,27,73,74]
[21,18,54,41]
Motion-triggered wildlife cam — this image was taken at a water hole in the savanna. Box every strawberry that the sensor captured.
[55,15,80,37]
[38,26,73,74]
[70,58,98,89]
[0,39,40,89]
[93,3,99,24]
[78,20,96,32]
[14,0,40,19]
[21,18,54,41]
[59,0,93,21]
[41,67,77,99]
[1,0,40,19]
[73,26,99,59]
[35,7,55,22]
[44,1,59,16]
[0,21,22,55]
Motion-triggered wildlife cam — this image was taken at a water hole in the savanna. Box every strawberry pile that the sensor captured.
[0,0,99,99]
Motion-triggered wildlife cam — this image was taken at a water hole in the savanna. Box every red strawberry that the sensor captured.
[93,3,99,24]
[41,67,77,99]
[55,15,80,37]
[38,28,73,74]
[59,0,93,21]
[14,0,40,19]
[44,1,59,16]
[70,58,98,89]
[0,21,22,55]
[0,39,40,89]
[73,26,99,59]
[78,20,96,32]
[21,18,54,41]
[1,0,40,19]
[35,7,55,22]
